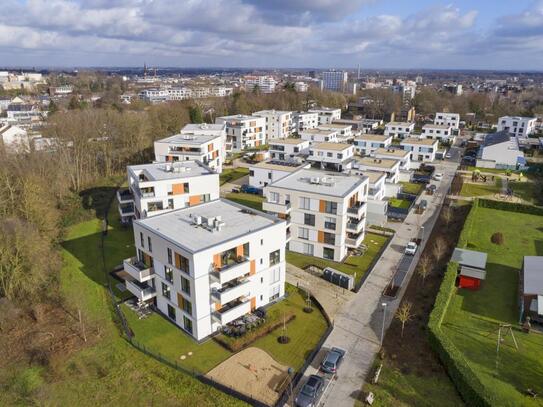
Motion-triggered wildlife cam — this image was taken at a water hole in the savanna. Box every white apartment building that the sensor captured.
[263,168,369,261]
[253,110,293,140]
[317,123,353,142]
[373,147,411,171]
[215,115,267,152]
[348,170,388,225]
[354,156,401,184]
[477,131,526,169]
[294,82,308,92]
[497,116,537,138]
[400,137,439,163]
[245,76,277,93]
[269,138,310,161]
[308,107,342,125]
[321,71,348,92]
[332,118,382,134]
[154,124,225,173]
[422,124,454,142]
[384,122,415,139]
[300,128,338,144]
[354,134,393,156]
[117,161,220,223]
[434,112,460,130]
[249,160,307,188]
[292,111,319,133]
[123,199,286,340]
[0,124,29,153]
[307,142,355,172]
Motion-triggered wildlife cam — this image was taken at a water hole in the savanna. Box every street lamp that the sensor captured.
[380,302,388,347]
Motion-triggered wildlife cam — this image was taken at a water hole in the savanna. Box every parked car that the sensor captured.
[231,186,240,193]
[240,184,261,195]
[433,173,443,181]
[445,152,452,159]
[320,347,346,374]
[412,174,431,184]
[405,241,418,255]
[426,184,437,195]
[416,199,428,213]
[463,156,476,164]
[295,375,324,407]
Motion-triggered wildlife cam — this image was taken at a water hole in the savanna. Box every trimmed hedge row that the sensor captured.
[478,198,543,216]
[428,262,495,406]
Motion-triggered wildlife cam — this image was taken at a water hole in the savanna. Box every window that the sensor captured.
[298,227,309,240]
[181,297,192,316]
[323,247,335,260]
[140,232,144,247]
[327,152,332,157]
[243,242,250,257]
[183,316,193,334]
[270,192,280,203]
[302,243,314,256]
[201,193,211,203]
[324,217,336,230]
[147,236,152,252]
[269,250,280,266]
[337,153,343,159]
[162,282,171,300]
[299,196,311,210]
[304,213,315,226]
[323,232,335,245]
[249,170,254,176]
[167,248,172,265]
[167,304,176,320]
[164,266,174,283]
[260,258,263,265]
[268,172,272,180]
[176,253,190,274]
[181,276,190,295]
[260,295,263,301]
[324,201,337,214]
[260,239,263,245]
[183,182,190,193]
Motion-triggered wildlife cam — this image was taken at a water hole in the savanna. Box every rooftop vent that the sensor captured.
[309,176,320,184]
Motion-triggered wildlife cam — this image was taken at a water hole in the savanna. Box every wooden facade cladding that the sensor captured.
[172,183,184,195]
[208,143,213,152]
[250,297,256,311]
[236,245,244,257]
[250,260,256,275]
[189,195,201,206]
[318,231,325,243]
[319,200,326,213]
[213,253,222,269]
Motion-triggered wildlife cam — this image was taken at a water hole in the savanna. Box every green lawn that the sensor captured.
[225,192,264,211]
[442,206,543,406]
[220,167,249,185]
[400,182,424,195]
[286,232,389,285]
[465,166,518,175]
[388,198,411,209]
[10,186,245,407]
[459,178,502,197]
[359,360,463,407]
[509,180,542,206]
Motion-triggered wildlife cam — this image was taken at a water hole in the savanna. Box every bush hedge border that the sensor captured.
[478,198,543,216]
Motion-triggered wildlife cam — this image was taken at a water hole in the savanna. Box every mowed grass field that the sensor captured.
[442,206,543,406]
[459,178,502,197]
[220,167,249,185]
[225,192,265,210]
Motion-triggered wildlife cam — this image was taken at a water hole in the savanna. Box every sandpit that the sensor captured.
[206,347,289,405]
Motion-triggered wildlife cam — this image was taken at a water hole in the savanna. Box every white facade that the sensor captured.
[400,138,439,163]
[317,123,353,141]
[294,82,308,92]
[245,76,277,93]
[322,71,348,92]
[434,112,460,130]
[125,199,286,340]
[307,142,355,172]
[348,170,388,225]
[269,138,310,161]
[253,110,293,140]
[300,128,338,144]
[384,122,415,139]
[497,116,536,138]
[154,124,225,173]
[118,161,220,222]
[354,157,401,184]
[354,134,392,156]
[215,115,267,152]
[422,124,454,142]
[0,124,29,153]
[249,161,307,188]
[308,107,342,125]
[373,147,411,171]
[263,168,369,262]
[292,111,319,133]
[477,132,525,169]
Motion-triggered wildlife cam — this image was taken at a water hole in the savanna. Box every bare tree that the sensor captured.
[417,255,432,286]
[432,236,448,262]
[441,203,454,227]
[395,302,414,338]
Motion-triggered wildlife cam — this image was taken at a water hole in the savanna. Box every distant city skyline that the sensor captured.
[1,0,543,70]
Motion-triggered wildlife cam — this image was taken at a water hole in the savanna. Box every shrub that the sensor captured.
[478,199,543,216]
[490,232,504,245]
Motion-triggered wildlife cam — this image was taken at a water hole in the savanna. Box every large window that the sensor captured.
[269,285,280,301]
[176,253,190,274]
[164,266,174,283]
[147,236,153,252]
[269,250,280,266]
[269,192,280,203]
[324,201,338,214]
[302,243,314,256]
[167,304,176,320]
[181,276,190,295]
[183,316,193,334]
[161,282,171,300]
[323,247,335,260]
[298,227,309,240]
[299,196,311,210]
[304,213,315,226]
[324,217,336,230]
[167,248,172,265]
[181,297,192,316]
[270,267,280,283]
[140,232,144,248]
[323,232,335,245]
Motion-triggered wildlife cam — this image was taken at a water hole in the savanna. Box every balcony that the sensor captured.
[212,298,251,325]
[345,232,364,248]
[347,201,366,218]
[210,257,251,285]
[123,257,154,282]
[118,203,135,218]
[262,201,291,214]
[286,230,292,242]
[117,188,134,204]
[125,278,156,302]
[346,218,365,233]
[211,279,251,305]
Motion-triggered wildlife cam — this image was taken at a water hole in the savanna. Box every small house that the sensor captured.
[451,248,488,290]
[521,256,543,323]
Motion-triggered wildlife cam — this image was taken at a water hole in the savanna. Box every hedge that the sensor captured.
[428,261,495,406]
[477,198,543,216]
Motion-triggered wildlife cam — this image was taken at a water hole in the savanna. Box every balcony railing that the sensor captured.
[211,279,251,305]
[118,203,135,218]
[125,279,156,302]
[346,218,364,233]
[117,188,134,204]
[210,257,251,285]
[345,232,364,248]
[123,257,154,282]
[262,201,291,214]
[347,201,366,217]
[212,298,251,325]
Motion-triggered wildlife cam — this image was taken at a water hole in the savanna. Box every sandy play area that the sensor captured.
[206,347,289,405]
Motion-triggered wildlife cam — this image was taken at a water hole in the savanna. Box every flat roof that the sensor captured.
[252,160,303,172]
[387,121,414,126]
[253,110,292,115]
[318,123,352,129]
[423,124,451,130]
[269,138,307,145]
[356,170,386,184]
[269,168,367,198]
[312,142,351,151]
[128,161,213,181]
[374,147,410,158]
[523,256,543,295]
[300,128,336,135]
[217,114,262,121]
[135,199,282,253]
[356,134,391,141]
[451,248,488,270]
[356,156,400,169]
[308,107,341,112]
[401,137,438,146]
[181,123,225,132]
[156,133,220,145]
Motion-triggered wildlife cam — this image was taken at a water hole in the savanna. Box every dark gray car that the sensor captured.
[295,375,324,407]
[320,347,346,374]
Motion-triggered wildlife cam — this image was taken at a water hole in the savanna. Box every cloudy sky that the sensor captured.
[1,0,543,69]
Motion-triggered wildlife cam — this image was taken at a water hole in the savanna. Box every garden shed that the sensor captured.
[451,248,488,290]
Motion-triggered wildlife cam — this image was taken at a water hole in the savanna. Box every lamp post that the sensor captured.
[380,302,388,347]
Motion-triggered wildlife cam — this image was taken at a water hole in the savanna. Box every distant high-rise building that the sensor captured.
[415,75,423,84]
[322,70,348,92]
